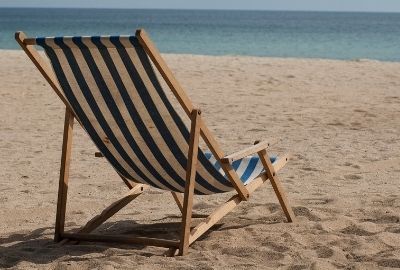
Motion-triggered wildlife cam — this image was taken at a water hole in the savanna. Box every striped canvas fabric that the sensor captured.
[36,35,275,195]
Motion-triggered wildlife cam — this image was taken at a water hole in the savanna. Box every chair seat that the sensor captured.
[204,152,277,185]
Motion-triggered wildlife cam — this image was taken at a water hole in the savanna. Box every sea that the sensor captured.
[1,8,400,61]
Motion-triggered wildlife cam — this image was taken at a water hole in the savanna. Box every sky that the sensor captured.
[0,0,399,13]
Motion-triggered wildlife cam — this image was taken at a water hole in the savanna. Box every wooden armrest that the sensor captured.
[95,152,104,157]
[221,140,272,163]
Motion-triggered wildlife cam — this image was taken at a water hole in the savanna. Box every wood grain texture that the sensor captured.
[179,109,201,255]
[54,108,74,242]
[257,149,296,222]
[221,140,271,163]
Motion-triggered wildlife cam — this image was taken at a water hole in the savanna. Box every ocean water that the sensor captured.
[1,8,400,61]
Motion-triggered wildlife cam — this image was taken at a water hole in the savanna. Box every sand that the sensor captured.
[1,49,400,269]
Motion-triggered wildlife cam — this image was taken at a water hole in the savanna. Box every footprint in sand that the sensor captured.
[221,246,284,260]
[287,265,308,270]
[262,241,290,252]
[314,246,334,258]
[344,174,362,180]
[350,122,363,130]
[301,167,319,172]
[378,259,400,268]
[340,224,376,236]
[377,232,400,247]
[363,213,400,224]
[306,197,335,205]
[384,96,400,104]
[293,206,321,222]
[265,203,281,213]
[353,109,367,113]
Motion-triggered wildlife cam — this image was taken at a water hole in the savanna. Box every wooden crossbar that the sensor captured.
[62,233,179,248]
[221,140,272,163]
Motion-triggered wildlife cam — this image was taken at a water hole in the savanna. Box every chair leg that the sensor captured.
[179,109,201,255]
[257,150,296,222]
[54,108,74,242]
[269,176,296,222]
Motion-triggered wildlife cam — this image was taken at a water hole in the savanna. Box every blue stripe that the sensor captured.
[231,158,243,171]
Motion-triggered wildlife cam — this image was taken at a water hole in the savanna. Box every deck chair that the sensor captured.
[15,29,296,255]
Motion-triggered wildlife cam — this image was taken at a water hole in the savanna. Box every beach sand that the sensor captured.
[1,50,400,269]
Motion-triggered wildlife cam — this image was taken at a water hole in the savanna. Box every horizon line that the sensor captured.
[0,6,400,14]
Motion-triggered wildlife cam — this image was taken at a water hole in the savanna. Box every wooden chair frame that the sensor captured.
[15,29,296,256]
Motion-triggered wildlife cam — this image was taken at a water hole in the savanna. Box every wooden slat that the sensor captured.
[61,233,179,248]
[54,108,74,242]
[23,37,37,45]
[221,140,272,163]
[257,150,295,222]
[179,109,201,255]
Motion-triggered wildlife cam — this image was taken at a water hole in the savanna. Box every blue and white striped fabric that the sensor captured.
[36,35,276,195]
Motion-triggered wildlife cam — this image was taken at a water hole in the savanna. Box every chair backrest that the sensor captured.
[35,34,235,195]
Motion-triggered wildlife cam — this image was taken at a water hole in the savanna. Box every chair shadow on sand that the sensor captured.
[0,203,290,268]
[0,216,228,268]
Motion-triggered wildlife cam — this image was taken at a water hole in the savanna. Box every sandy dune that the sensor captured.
[1,50,400,269]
